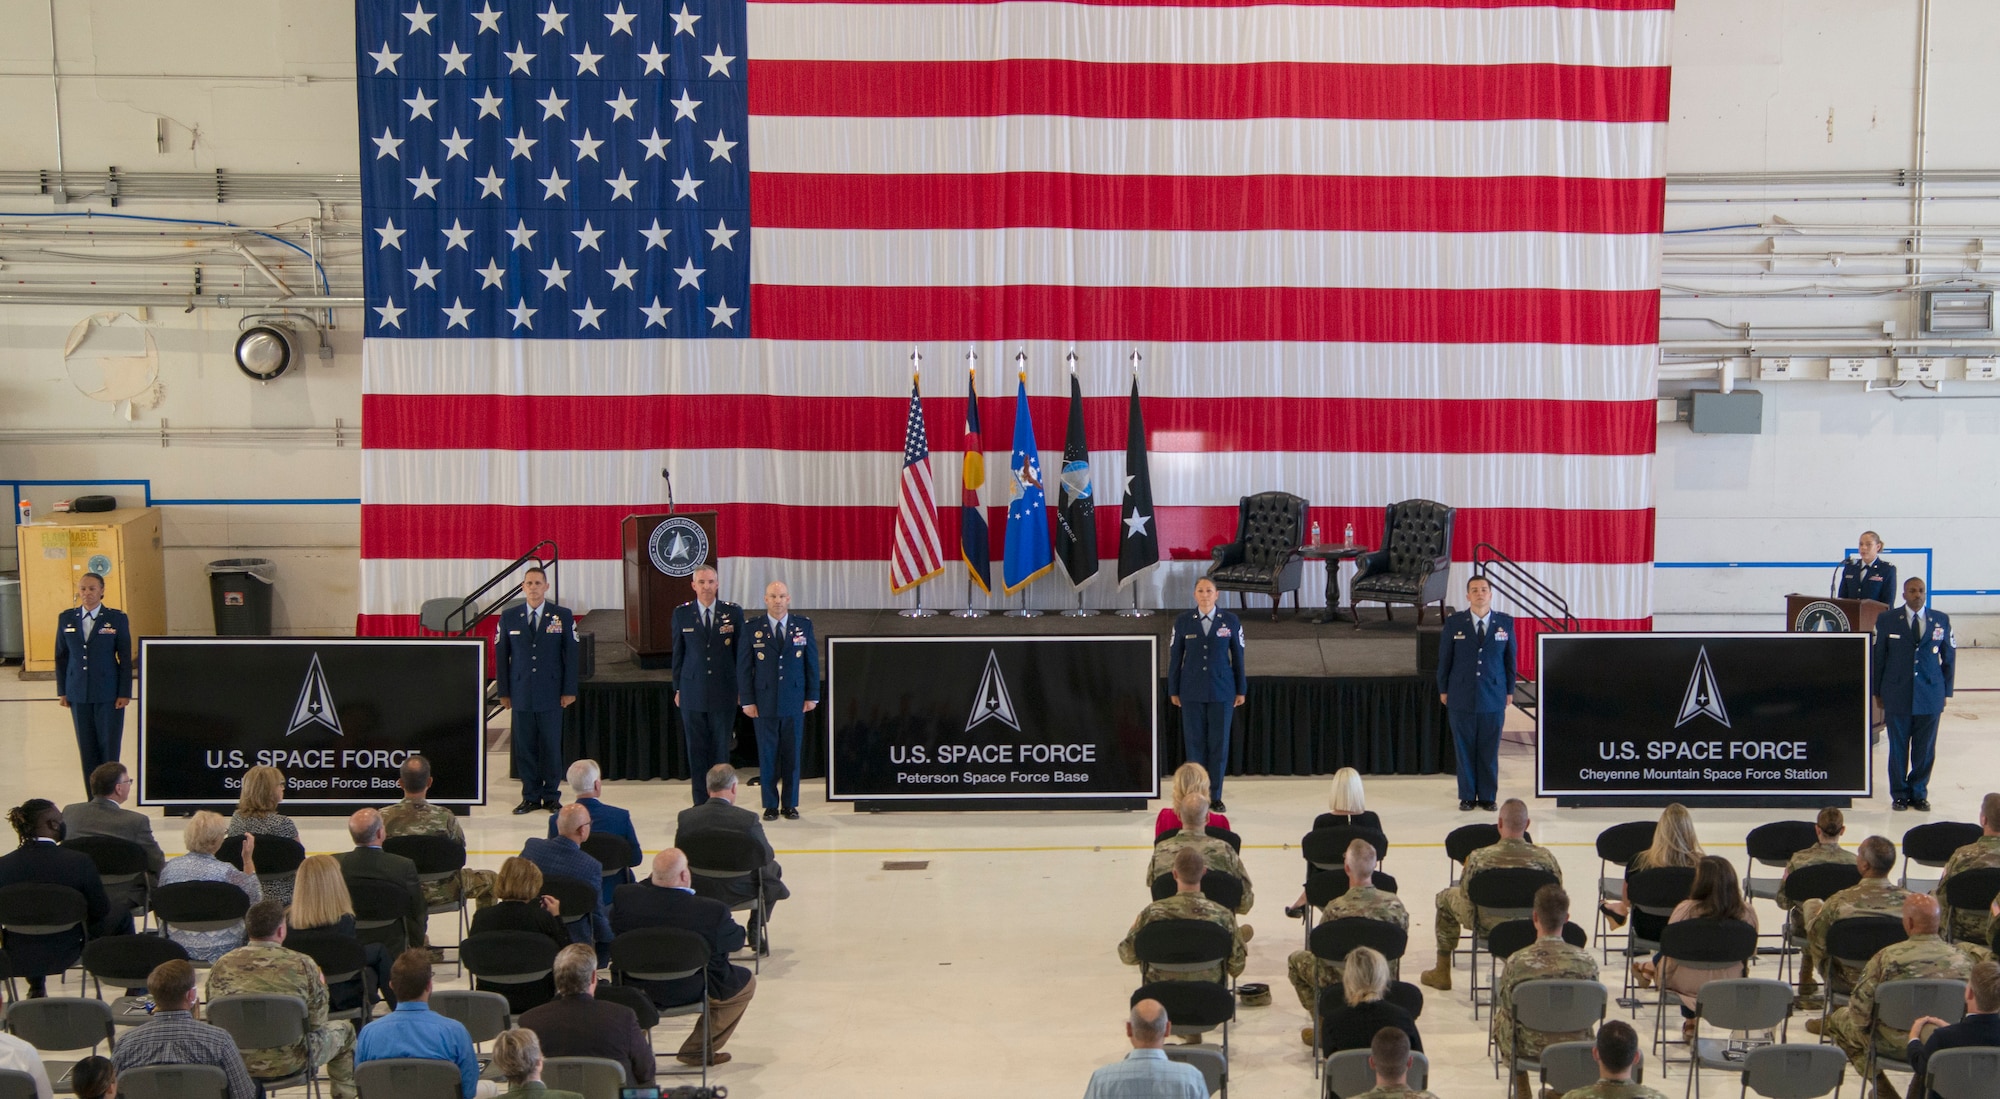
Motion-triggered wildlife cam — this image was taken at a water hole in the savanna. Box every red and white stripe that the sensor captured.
[890,415,946,593]
[358,0,1670,635]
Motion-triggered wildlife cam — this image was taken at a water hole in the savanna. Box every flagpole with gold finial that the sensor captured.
[951,346,987,617]
[898,346,939,617]
[1116,348,1153,617]
[1004,348,1042,618]
[1060,348,1099,617]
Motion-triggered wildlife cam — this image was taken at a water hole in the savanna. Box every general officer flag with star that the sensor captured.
[1002,369,1054,594]
[1118,375,1160,585]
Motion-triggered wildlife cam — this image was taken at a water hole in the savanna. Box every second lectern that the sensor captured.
[623,511,718,668]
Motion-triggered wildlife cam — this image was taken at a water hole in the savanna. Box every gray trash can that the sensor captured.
[0,575,21,659]
[207,558,277,636]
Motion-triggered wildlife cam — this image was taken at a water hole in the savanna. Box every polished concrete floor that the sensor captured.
[4,649,1997,1098]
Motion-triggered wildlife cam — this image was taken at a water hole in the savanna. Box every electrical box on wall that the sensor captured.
[1896,357,1943,381]
[1687,390,1764,434]
[1827,358,1877,381]
[1967,358,2000,381]
[1758,357,1795,380]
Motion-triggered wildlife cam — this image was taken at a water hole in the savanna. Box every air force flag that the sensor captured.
[1002,369,1054,594]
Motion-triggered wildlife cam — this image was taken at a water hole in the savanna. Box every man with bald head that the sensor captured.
[1081,999,1207,1099]
[334,808,427,952]
[520,804,612,962]
[1814,892,1986,1095]
[611,849,757,1067]
[1420,798,1562,992]
[737,580,818,820]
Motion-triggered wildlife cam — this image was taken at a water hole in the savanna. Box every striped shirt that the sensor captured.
[111,1011,259,1099]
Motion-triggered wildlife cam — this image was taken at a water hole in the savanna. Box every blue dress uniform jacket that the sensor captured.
[1167,611,1247,702]
[1437,610,1518,713]
[494,602,580,708]
[736,614,819,714]
[1840,558,1899,604]
[55,605,133,703]
[671,600,743,711]
[1874,605,1955,715]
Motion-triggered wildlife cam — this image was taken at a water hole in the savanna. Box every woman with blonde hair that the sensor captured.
[491,1028,583,1099]
[1313,946,1421,1055]
[225,765,300,902]
[288,853,393,1009]
[1153,762,1233,838]
[157,810,260,961]
[1314,768,1382,831]
[1603,802,1704,929]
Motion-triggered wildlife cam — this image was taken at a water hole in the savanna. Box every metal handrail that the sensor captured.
[1470,542,1576,635]
[440,540,560,637]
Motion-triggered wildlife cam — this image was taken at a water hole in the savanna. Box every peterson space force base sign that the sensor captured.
[139,638,486,806]
[826,635,1158,801]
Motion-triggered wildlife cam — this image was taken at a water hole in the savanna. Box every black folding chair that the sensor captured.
[1465,867,1560,1017]
[678,831,773,971]
[0,883,90,987]
[1776,862,1863,984]
[285,930,374,1022]
[1820,916,1909,1027]
[1593,821,1655,963]
[346,876,416,958]
[460,930,560,1016]
[63,835,153,929]
[218,835,306,903]
[1743,822,1819,903]
[1154,824,1244,853]
[609,927,714,1088]
[1621,866,1697,1011]
[1445,825,1501,888]
[383,834,473,961]
[1653,918,1757,1058]
[580,832,637,883]
[1903,823,1982,893]
[1938,867,2000,944]
[81,934,188,1025]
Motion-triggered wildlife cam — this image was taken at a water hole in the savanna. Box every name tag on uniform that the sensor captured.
[63,626,76,633]
[1452,632,1466,640]
[1889,633,1903,640]
[682,627,695,633]
[508,629,521,636]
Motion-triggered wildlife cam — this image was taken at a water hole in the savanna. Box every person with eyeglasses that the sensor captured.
[60,762,166,917]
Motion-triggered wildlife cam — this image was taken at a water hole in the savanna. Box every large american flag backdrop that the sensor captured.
[355,0,1669,637]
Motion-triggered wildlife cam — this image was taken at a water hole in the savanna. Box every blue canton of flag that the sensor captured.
[356,0,748,339]
[1002,370,1053,594]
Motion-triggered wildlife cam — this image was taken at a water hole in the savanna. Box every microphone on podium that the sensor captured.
[1831,555,1854,599]
[663,468,675,514]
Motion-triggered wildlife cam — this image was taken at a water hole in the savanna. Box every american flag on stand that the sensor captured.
[356,0,1668,634]
[889,366,945,594]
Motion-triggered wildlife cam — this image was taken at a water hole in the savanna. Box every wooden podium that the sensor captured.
[623,511,718,668]
[1784,593,1889,636]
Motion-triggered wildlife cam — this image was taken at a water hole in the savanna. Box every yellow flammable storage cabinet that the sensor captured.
[18,509,168,674]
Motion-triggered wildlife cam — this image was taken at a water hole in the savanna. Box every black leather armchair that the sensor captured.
[1350,499,1455,625]
[1206,491,1307,620]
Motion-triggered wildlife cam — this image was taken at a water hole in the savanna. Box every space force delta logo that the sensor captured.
[287,653,344,737]
[966,651,1021,733]
[1674,646,1731,729]
[648,516,709,578]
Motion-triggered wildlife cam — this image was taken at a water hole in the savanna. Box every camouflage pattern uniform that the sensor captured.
[1493,936,1600,1064]
[1285,886,1410,1011]
[1802,877,1908,994]
[1935,835,2000,942]
[1560,1083,1668,1099]
[206,939,356,1099]
[1435,837,1564,957]
[1117,892,1248,985]
[1775,842,1852,935]
[1148,833,1255,914]
[1352,1087,1441,1099]
[1824,932,1984,1075]
[380,797,497,910]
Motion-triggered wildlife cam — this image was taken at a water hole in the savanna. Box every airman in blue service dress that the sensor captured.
[1168,578,1248,809]
[55,574,133,791]
[737,581,818,820]
[672,570,743,805]
[1437,577,1516,811]
[1839,531,1897,603]
[494,574,580,814]
[1874,577,1954,812]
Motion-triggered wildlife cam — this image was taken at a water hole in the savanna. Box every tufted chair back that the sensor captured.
[1383,499,1452,577]
[1238,492,1306,568]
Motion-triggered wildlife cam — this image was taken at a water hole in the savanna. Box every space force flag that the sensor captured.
[1054,355,1098,587]
[1002,366,1054,594]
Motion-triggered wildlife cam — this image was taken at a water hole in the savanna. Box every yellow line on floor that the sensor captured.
[457,839,1751,857]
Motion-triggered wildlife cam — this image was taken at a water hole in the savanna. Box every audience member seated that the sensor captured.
[158,810,260,962]
[0,798,126,996]
[354,949,493,1099]
[521,805,613,960]
[1558,1020,1664,1099]
[1602,802,1702,930]
[1289,838,1408,1038]
[223,765,300,903]
[1315,767,1384,833]
[674,764,790,927]
[1153,762,1232,840]
[1080,999,1207,1099]
[1809,893,1982,1098]
[0,1004,55,1099]
[466,857,568,1013]
[518,944,656,1085]
[207,898,357,1099]
[1319,946,1422,1057]
[1906,959,2000,1099]
[290,853,395,1010]
[335,808,428,952]
[1777,807,1852,939]
[381,754,497,912]
[1351,1026,1442,1099]
[1420,798,1562,992]
[548,759,642,905]
[1800,835,1909,1006]
[112,959,260,1099]
[1936,792,2000,944]
[1639,856,1758,1036]
[69,1057,113,1099]
[61,762,166,914]
[491,1028,583,1099]
[1147,793,1254,915]
[1494,886,1599,1099]
[609,849,756,1067]
[1119,846,1249,986]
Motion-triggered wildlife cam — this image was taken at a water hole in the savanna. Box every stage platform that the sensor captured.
[563,607,1455,787]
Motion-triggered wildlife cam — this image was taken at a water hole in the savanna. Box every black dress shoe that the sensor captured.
[782,807,800,820]
[762,808,779,821]
[513,799,540,815]
[1478,800,1498,812]
[1211,800,1226,813]
[1459,800,1475,811]
[542,798,562,812]
[1284,904,1308,920]
[1912,798,1932,812]
[1893,799,1910,811]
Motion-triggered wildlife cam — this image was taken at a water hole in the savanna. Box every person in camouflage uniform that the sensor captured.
[1935,793,2000,943]
[1120,846,1249,985]
[1421,798,1564,992]
[379,755,496,912]
[1558,1021,1666,1099]
[1288,838,1408,1015]
[1777,807,1853,937]
[1146,793,1254,914]
[1802,836,1909,1001]
[1350,1026,1442,1099]
[1813,893,1985,1099]
[1495,885,1599,1099]
[205,899,356,1099]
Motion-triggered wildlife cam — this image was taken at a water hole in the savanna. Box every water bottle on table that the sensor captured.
[1343,520,1354,546]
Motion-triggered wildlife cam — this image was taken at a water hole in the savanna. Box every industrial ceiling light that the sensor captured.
[233,323,300,381]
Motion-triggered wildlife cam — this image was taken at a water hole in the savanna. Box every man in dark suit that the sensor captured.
[519,943,655,1084]
[549,759,643,906]
[494,566,580,815]
[1168,577,1247,811]
[523,804,612,961]
[1437,575,1517,812]
[61,761,166,915]
[334,808,428,951]
[672,565,744,806]
[611,849,756,1067]
[1875,576,1955,812]
[735,581,817,821]
[0,798,127,996]
[1840,530,1899,604]
[675,765,789,928]
[54,572,132,792]
[1907,959,2000,1099]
